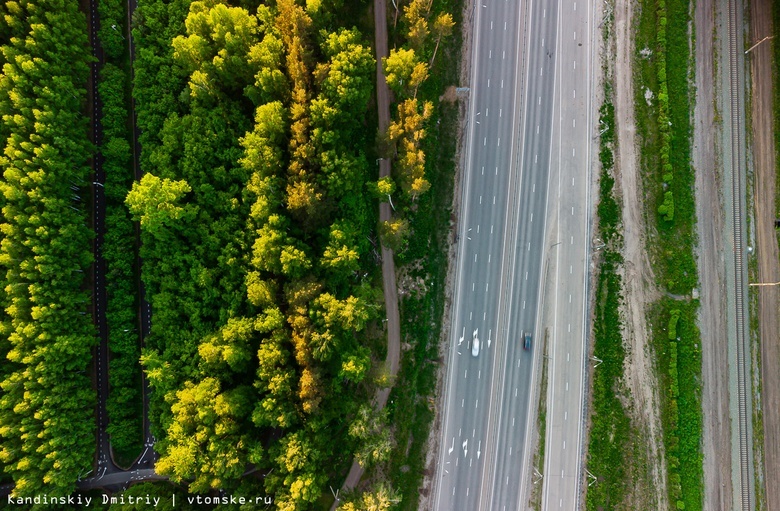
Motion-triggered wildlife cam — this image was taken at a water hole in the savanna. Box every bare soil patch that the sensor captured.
[613,0,668,508]
[748,0,780,508]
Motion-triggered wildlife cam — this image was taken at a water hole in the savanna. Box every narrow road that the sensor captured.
[330,0,400,506]
[87,0,122,481]
[125,0,157,468]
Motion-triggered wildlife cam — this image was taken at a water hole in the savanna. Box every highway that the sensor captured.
[432,0,563,508]
[432,0,595,508]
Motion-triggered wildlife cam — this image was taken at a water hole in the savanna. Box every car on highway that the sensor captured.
[472,329,480,357]
[523,332,532,350]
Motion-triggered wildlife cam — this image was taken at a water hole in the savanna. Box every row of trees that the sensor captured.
[0,0,97,496]
[98,0,144,462]
[377,0,454,250]
[131,0,384,507]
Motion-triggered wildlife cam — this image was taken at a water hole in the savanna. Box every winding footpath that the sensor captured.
[330,0,401,506]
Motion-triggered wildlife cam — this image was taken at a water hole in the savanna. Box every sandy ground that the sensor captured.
[692,0,737,508]
[613,0,669,508]
[748,0,780,508]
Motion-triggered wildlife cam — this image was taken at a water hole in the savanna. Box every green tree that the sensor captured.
[126,174,194,235]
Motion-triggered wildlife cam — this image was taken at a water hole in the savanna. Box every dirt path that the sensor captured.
[330,0,401,505]
[748,0,780,508]
[693,0,736,507]
[613,0,668,508]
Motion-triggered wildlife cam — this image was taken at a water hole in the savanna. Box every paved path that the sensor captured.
[330,0,400,506]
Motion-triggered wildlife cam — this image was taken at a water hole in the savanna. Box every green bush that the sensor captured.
[658,190,675,221]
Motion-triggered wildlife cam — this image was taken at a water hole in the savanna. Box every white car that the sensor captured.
[472,329,480,357]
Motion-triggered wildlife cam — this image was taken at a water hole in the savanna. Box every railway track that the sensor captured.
[725,0,753,508]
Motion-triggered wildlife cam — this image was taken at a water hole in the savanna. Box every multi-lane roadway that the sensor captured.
[432,0,594,508]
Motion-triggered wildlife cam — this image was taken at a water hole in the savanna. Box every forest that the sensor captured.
[0,0,451,506]
[130,0,388,507]
[0,0,97,496]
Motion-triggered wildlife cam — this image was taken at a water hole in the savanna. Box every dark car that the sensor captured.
[523,332,532,350]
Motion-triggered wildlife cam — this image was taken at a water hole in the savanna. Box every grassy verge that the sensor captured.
[382,0,462,508]
[530,331,549,510]
[584,81,639,508]
[635,0,703,508]
[98,0,143,467]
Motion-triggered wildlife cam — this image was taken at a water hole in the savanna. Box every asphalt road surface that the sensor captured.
[432,0,561,508]
[539,0,594,508]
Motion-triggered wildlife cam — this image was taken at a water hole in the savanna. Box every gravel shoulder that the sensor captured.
[692,0,735,508]
[613,0,668,508]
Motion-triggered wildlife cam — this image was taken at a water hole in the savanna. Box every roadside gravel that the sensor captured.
[692,0,735,508]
